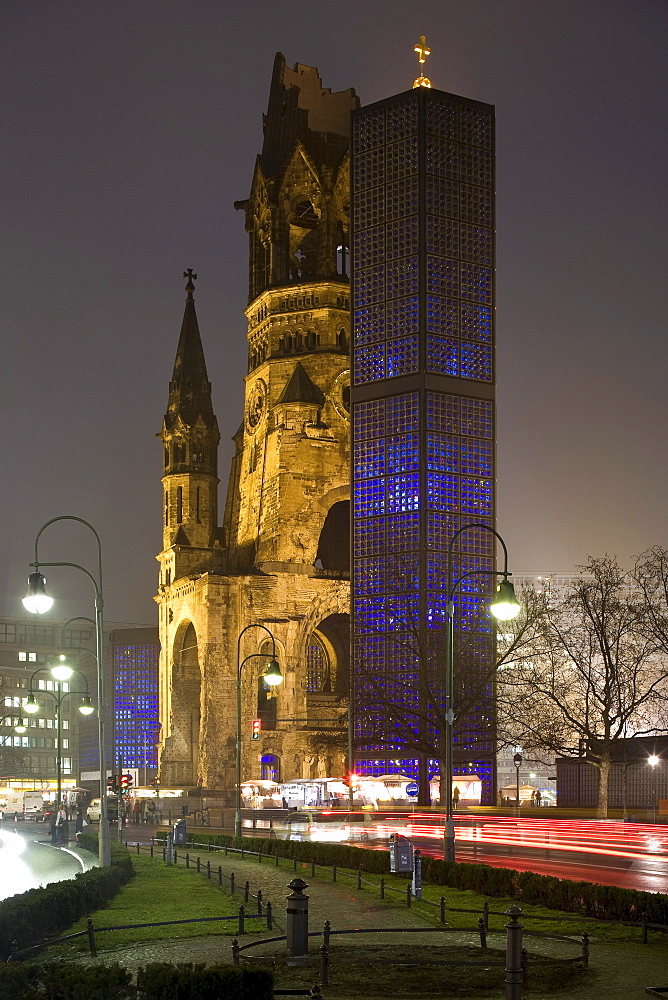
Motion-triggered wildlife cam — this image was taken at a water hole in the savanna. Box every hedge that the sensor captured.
[0,837,133,960]
[174,830,668,926]
[0,961,272,1000]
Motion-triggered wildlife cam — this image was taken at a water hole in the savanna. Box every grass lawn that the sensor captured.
[49,855,267,957]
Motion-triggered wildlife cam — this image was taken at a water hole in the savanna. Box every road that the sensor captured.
[0,820,98,902]
[376,813,668,894]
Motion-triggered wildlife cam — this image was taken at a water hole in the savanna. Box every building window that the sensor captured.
[306,635,331,693]
[176,487,183,524]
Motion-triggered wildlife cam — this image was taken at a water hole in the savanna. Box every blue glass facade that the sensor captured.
[351,88,497,803]
[112,632,159,778]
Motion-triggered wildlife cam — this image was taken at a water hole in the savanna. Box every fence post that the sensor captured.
[357,869,362,890]
[86,918,97,957]
[412,848,422,900]
[186,853,190,869]
[380,877,385,900]
[478,916,487,949]
[504,905,523,1000]
[162,845,166,863]
[257,889,263,914]
[225,843,228,857]
[642,911,649,944]
[174,849,178,865]
[483,900,489,930]
[311,859,316,878]
[196,856,201,874]
[259,850,262,864]
[150,843,154,859]
[232,939,240,965]
[319,944,329,988]
[286,877,310,957]
[238,905,245,935]
[266,901,273,930]
[241,846,245,860]
[581,931,589,968]
[333,865,337,883]
[136,842,140,855]
[275,853,279,868]
[207,861,211,879]
[440,896,446,923]
[244,880,250,903]
[324,920,331,948]
[218,866,223,886]
[406,883,411,908]
[293,857,297,872]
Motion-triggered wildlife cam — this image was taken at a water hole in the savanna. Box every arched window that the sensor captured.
[337,329,348,352]
[176,486,183,524]
[261,753,280,782]
[306,634,331,693]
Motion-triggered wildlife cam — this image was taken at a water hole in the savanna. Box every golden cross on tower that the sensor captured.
[413,34,432,89]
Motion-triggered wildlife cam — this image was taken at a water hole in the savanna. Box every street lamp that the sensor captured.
[513,752,523,812]
[648,754,660,824]
[21,516,111,866]
[444,522,520,862]
[235,624,282,839]
[24,661,94,816]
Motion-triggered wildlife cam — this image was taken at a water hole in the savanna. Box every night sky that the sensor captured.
[2,1,666,624]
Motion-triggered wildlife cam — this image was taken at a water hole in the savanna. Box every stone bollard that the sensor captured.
[232,938,240,965]
[266,901,273,929]
[478,916,487,949]
[319,944,329,987]
[504,905,523,1000]
[257,889,263,914]
[440,896,446,923]
[286,877,310,957]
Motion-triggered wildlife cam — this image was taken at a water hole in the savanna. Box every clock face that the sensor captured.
[331,370,350,421]
[246,380,266,432]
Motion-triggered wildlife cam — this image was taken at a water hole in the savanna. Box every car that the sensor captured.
[87,796,119,822]
[270,810,388,843]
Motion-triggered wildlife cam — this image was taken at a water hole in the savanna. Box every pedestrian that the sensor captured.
[452,786,460,810]
[56,804,68,844]
[49,809,58,845]
[133,799,140,825]
[535,789,542,807]
[75,809,84,841]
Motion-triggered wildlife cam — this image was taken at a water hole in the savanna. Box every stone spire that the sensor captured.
[165,269,216,432]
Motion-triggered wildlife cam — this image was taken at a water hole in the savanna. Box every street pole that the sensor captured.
[23,516,111,866]
[235,624,281,839]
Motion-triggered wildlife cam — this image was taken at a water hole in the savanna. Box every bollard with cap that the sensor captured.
[505,905,523,1000]
[286,877,310,957]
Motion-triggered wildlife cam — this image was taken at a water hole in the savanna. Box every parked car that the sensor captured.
[270,810,387,843]
[87,796,119,822]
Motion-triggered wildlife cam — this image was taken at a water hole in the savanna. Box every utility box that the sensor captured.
[173,819,187,846]
[389,834,414,873]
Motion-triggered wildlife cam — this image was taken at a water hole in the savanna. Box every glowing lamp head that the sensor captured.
[648,755,660,768]
[490,578,520,621]
[24,696,39,714]
[51,655,74,682]
[22,572,54,614]
[262,658,283,686]
[78,695,94,716]
[14,720,27,734]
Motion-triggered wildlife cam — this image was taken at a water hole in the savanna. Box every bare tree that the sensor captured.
[498,555,668,817]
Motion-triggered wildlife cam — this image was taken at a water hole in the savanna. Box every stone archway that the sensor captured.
[161,621,201,787]
[316,500,350,572]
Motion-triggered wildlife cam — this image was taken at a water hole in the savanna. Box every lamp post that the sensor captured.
[235,624,282,839]
[444,522,520,862]
[648,754,660,824]
[22,516,110,866]
[513,752,523,813]
[23,660,94,816]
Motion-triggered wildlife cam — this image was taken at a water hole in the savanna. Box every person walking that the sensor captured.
[74,809,85,841]
[56,804,68,844]
[452,786,460,810]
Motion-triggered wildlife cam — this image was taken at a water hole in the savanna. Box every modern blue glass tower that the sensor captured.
[350,84,497,804]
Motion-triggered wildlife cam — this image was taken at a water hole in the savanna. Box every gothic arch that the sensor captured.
[166,620,201,786]
[316,500,350,572]
[304,612,350,697]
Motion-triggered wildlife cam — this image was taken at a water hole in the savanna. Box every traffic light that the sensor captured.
[251,719,261,741]
[107,775,119,794]
[119,773,133,792]
[343,771,359,789]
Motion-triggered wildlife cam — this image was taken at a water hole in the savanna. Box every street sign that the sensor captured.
[405,781,419,797]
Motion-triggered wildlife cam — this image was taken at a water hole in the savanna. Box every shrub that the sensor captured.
[0,839,133,960]
[0,961,133,1000]
[136,962,274,1000]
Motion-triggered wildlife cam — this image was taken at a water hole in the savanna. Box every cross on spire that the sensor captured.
[413,34,432,89]
[184,268,198,298]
